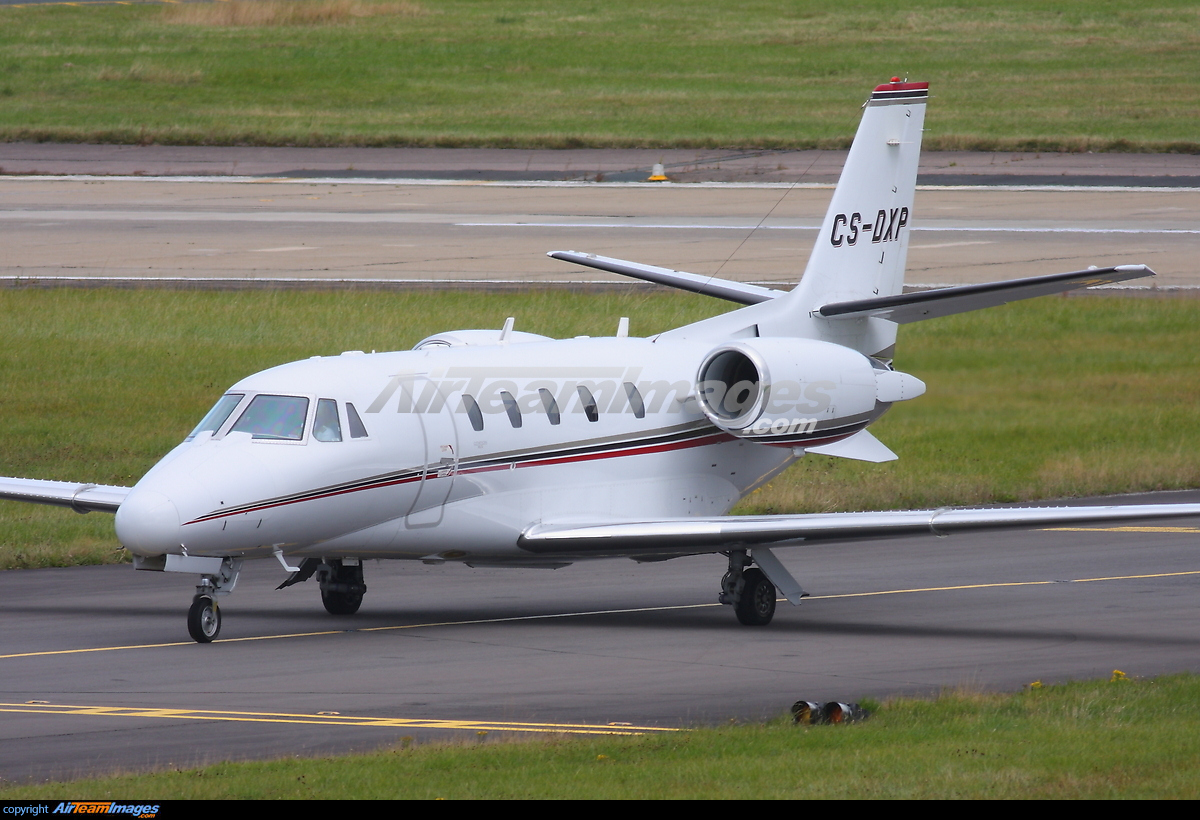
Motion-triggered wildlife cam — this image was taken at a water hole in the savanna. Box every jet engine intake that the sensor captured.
[695,338,915,445]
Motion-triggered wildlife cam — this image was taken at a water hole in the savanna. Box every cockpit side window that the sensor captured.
[230,395,310,441]
[313,398,342,442]
[346,403,369,439]
[186,393,244,441]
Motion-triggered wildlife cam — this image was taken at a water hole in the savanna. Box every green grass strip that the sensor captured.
[1,288,1199,570]
[0,0,1197,151]
[3,674,1198,797]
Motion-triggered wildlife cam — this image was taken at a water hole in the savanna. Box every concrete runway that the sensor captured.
[4,497,1200,783]
[2,177,1199,289]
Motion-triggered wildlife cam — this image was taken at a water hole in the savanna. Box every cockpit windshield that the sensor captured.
[186,393,244,441]
[230,395,310,441]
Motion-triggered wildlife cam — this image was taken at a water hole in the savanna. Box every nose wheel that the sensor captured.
[188,595,221,643]
[184,557,241,643]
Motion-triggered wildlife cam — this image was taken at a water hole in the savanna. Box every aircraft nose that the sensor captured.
[114,489,181,556]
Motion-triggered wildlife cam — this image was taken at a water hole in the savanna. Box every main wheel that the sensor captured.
[735,568,776,626]
[188,595,221,643]
[322,588,363,616]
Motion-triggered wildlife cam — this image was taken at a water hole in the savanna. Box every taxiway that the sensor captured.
[3,497,1200,782]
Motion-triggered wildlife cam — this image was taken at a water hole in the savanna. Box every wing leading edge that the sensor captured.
[0,477,129,513]
[519,502,1200,558]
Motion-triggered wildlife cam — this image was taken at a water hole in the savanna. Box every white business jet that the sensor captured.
[4,80,1198,643]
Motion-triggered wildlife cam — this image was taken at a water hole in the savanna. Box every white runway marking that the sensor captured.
[909,240,995,249]
[250,246,320,253]
[2,210,1191,235]
[3,175,1198,193]
[459,222,1200,235]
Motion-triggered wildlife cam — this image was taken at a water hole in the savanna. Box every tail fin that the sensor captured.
[787,81,927,323]
[657,81,928,351]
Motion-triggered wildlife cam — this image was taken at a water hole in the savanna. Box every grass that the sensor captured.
[1,288,1198,570]
[0,1,1197,150]
[3,674,1199,797]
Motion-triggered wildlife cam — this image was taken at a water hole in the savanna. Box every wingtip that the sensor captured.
[1114,264,1156,277]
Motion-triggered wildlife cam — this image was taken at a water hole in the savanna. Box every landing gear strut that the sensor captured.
[719,550,777,626]
[187,557,242,643]
[318,559,366,616]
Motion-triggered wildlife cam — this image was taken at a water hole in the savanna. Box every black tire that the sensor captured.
[188,595,221,643]
[734,568,776,626]
[322,588,363,616]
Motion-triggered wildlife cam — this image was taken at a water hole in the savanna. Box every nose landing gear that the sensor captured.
[187,557,242,643]
[188,595,221,642]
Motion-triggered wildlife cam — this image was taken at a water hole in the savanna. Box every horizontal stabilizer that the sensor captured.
[805,429,898,463]
[817,265,1154,324]
[519,502,1200,558]
[0,476,130,513]
[549,251,785,305]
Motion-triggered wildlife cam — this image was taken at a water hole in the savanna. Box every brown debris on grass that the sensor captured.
[161,0,428,28]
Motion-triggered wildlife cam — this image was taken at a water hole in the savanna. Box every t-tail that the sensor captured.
[551,78,1151,354]
[637,79,931,353]
[782,80,928,357]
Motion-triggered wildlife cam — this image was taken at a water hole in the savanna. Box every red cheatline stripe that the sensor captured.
[185,427,729,524]
[185,472,425,524]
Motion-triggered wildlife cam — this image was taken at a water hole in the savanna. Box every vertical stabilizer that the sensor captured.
[660,81,928,351]
[791,81,927,308]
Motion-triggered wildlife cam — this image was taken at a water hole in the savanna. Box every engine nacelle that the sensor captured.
[694,338,924,445]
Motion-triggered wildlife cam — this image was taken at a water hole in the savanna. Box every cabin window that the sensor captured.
[230,395,310,441]
[346,403,369,439]
[539,388,561,425]
[186,393,244,441]
[501,391,522,429]
[624,382,646,419]
[461,394,484,432]
[313,399,342,442]
[577,385,599,422]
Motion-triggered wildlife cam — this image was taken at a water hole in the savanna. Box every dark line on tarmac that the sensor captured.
[6,568,1199,661]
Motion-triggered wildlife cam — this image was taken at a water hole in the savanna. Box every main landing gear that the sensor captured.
[277,557,367,616]
[187,557,243,643]
[319,559,366,615]
[720,550,777,625]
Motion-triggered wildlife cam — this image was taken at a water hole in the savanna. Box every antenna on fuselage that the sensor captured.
[499,316,515,341]
[616,317,629,338]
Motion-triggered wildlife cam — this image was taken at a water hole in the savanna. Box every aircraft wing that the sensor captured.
[519,501,1200,559]
[817,265,1153,323]
[0,477,129,513]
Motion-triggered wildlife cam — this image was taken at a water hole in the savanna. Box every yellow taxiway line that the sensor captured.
[0,702,676,735]
[5,566,1200,661]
